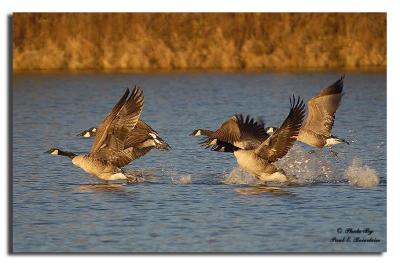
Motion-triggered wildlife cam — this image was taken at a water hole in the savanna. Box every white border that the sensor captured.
[2,0,398,264]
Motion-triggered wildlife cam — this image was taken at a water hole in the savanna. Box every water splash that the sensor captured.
[345,158,379,187]
[223,145,344,186]
[124,167,165,182]
[159,165,192,185]
[171,175,192,185]
[124,171,146,184]
[275,145,341,184]
[223,167,261,185]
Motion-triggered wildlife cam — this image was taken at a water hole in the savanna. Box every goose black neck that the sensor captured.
[59,150,77,159]
[201,129,214,137]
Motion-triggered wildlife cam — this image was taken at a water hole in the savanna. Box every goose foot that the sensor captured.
[126,172,143,184]
[329,148,338,158]
[126,177,138,184]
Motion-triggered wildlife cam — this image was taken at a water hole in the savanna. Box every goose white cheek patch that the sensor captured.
[51,150,59,155]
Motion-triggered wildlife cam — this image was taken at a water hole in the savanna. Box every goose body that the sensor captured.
[266,76,349,149]
[77,119,170,161]
[192,96,305,183]
[234,150,280,177]
[71,155,126,180]
[47,86,147,182]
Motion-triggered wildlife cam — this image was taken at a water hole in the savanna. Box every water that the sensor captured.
[12,72,386,252]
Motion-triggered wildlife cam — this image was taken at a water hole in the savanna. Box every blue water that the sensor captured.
[12,72,386,252]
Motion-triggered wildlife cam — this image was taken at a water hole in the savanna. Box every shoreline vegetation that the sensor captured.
[13,13,386,72]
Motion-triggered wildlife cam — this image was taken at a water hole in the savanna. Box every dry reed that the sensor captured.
[12,13,386,72]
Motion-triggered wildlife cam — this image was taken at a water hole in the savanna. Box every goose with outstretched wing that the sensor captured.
[191,114,269,150]
[266,76,349,153]
[77,119,170,161]
[46,86,147,182]
[192,96,305,183]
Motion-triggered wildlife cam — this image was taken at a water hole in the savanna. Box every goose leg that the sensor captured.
[328,147,338,158]
[126,174,139,184]
[126,177,135,184]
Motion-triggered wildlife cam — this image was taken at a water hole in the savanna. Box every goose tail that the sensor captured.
[325,135,349,146]
[149,133,171,151]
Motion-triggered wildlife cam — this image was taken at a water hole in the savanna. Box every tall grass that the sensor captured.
[12,13,386,72]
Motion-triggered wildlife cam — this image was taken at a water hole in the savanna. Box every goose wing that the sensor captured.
[98,146,152,168]
[235,114,268,144]
[303,76,344,137]
[201,114,268,149]
[90,87,144,158]
[255,96,305,162]
[123,120,154,147]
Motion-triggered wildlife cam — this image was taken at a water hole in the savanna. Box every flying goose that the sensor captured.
[46,87,147,182]
[191,114,269,150]
[266,76,349,150]
[77,119,170,160]
[192,96,306,183]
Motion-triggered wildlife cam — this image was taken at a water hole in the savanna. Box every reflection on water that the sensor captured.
[235,186,293,196]
[76,183,125,193]
[12,72,386,252]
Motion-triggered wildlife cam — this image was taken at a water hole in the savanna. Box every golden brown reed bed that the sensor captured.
[12,13,386,72]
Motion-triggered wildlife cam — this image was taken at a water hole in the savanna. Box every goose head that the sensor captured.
[45,148,61,155]
[190,129,204,136]
[45,148,77,159]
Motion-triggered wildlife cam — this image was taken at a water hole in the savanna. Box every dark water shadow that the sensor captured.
[234,186,295,197]
[73,183,126,193]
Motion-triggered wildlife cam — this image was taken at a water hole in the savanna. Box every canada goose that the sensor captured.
[191,114,269,150]
[46,87,146,182]
[192,96,306,183]
[77,119,171,160]
[266,76,349,152]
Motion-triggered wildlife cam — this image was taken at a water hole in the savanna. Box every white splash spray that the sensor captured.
[171,175,192,185]
[223,145,346,185]
[223,167,261,185]
[275,145,341,184]
[345,158,380,187]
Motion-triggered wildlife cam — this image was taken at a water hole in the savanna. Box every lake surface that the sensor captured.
[12,72,386,252]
